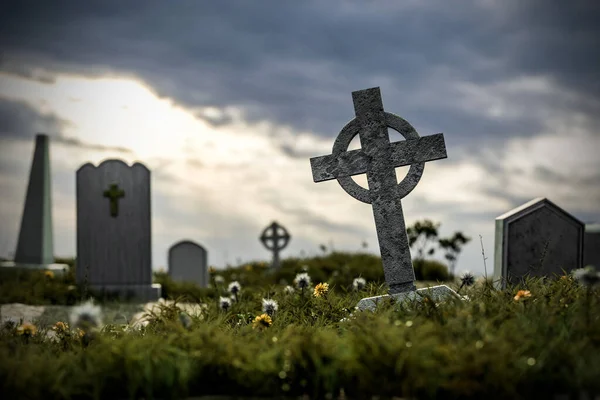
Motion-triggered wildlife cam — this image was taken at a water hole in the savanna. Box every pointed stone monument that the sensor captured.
[1,134,68,274]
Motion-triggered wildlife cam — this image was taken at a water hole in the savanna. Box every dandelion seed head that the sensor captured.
[572,266,600,287]
[262,298,279,316]
[283,285,295,294]
[219,296,232,311]
[294,273,311,289]
[353,277,366,291]
[228,281,242,295]
[460,271,475,287]
[69,301,103,331]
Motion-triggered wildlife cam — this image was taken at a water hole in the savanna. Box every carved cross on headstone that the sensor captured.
[310,87,447,294]
[260,221,291,269]
[103,183,125,218]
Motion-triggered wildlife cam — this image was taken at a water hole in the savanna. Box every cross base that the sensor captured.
[356,285,465,312]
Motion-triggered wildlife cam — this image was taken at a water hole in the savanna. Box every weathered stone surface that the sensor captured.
[260,221,290,269]
[356,285,464,312]
[14,134,54,265]
[168,240,209,287]
[76,159,160,302]
[493,197,584,289]
[310,87,447,295]
[584,223,600,268]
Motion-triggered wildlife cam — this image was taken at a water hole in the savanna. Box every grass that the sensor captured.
[0,253,599,399]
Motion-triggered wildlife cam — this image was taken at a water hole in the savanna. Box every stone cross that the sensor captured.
[103,183,125,217]
[260,221,291,269]
[310,87,447,295]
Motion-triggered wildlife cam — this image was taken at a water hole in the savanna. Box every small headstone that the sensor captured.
[260,221,291,269]
[493,197,584,289]
[0,134,68,275]
[168,240,209,287]
[584,223,600,268]
[76,159,161,302]
[310,87,461,311]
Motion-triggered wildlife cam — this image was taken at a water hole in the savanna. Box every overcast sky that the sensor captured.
[0,0,598,276]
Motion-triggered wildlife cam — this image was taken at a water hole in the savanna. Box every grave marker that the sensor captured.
[0,134,68,275]
[310,87,461,311]
[493,197,584,289]
[583,223,600,268]
[76,159,161,301]
[168,240,209,287]
[260,221,290,269]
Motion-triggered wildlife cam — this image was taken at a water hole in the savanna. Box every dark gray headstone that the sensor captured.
[0,134,68,275]
[584,223,600,268]
[260,221,290,269]
[493,197,584,289]
[168,240,209,287]
[309,87,459,311]
[76,159,161,301]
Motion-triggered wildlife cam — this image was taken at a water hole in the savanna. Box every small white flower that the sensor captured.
[573,266,600,287]
[129,311,150,330]
[214,275,225,284]
[284,285,295,294]
[228,281,242,295]
[219,296,232,311]
[262,298,279,317]
[353,277,366,291]
[294,272,312,289]
[69,300,103,331]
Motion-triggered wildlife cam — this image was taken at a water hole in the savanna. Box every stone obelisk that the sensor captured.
[1,134,67,273]
[14,134,54,264]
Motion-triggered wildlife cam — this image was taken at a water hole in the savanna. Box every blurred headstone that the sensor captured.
[76,159,161,301]
[493,197,584,289]
[168,240,209,287]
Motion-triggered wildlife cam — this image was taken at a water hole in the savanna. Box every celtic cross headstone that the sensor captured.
[260,221,291,269]
[76,159,161,301]
[310,87,463,310]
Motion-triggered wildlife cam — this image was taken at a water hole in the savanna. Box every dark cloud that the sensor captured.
[0,0,597,148]
[0,98,132,153]
[0,97,69,139]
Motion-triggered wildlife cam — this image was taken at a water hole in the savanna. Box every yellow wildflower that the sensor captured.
[44,270,54,279]
[16,322,37,336]
[514,290,532,301]
[52,321,69,333]
[244,264,253,272]
[252,313,273,330]
[314,282,329,298]
[208,266,216,274]
[76,328,85,338]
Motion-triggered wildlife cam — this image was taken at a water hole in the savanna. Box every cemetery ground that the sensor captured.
[0,253,599,400]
